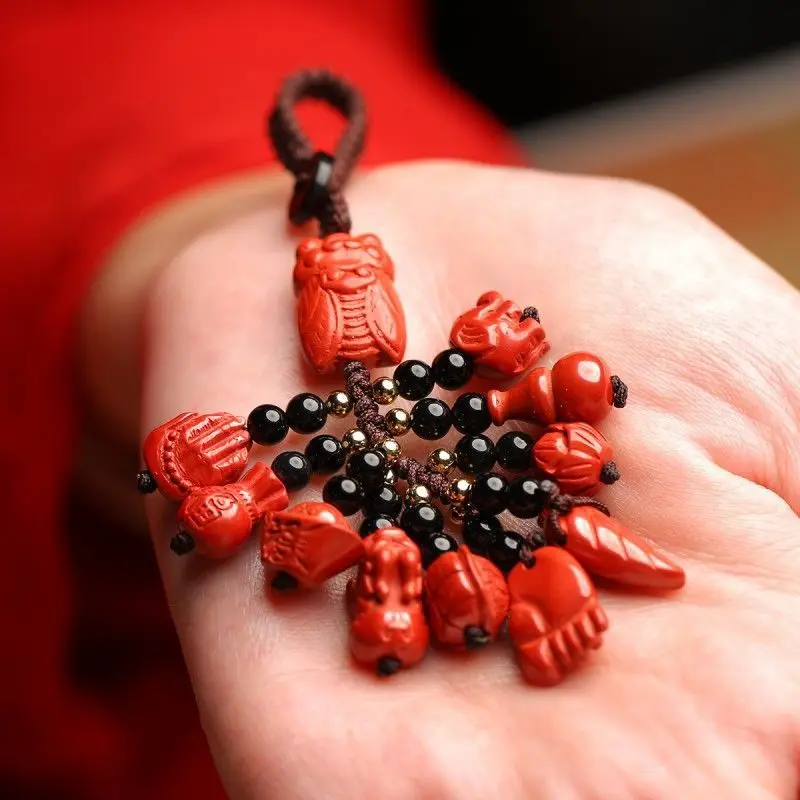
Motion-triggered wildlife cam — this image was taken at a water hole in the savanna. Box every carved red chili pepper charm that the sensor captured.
[261,501,365,589]
[140,411,252,502]
[508,546,608,687]
[487,352,628,427]
[449,291,549,377]
[423,545,509,650]
[347,527,429,676]
[175,462,288,558]
[546,504,685,591]
[534,422,619,495]
[294,233,406,373]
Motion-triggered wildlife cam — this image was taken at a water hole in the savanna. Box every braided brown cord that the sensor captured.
[268,69,366,234]
[393,458,450,501]
[544,482,610,545]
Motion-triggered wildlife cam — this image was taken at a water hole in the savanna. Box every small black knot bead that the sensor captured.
[520,306,540,323]
[451,392,491,434]
[400,503,444,544]
[422,531,459,568]
[364,484,403,518]
[393,360,434,400]
[431,348,474,390]
[489,530,525,573]
[455,434,496,474]
[359,514,397,538]
[495,431,534,472]
[376,656,403,677]
[462,514,502,557]
[169,532,195,556]
[464,625,491,650]
[289,150,335,226]
[611,375,628,408]
[470,472,509,515]
[347,448,387,489]
[137,470,157,494]
[305,434,347,474]
[285,393,327,434]
[507,477,549,519]
[271,451,312,492]
[410,398,452,440]
[271,571,300,592]
[600,460,620,485]
[322,474,365,516]
[247,404,289,445]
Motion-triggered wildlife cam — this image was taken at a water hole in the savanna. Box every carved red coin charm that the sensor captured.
[534,422,619,495]
[547,505,685,591]
[294,233,406,373]
[508,547,608,687]
[141,411,252,502]
[261,501,364,588]
[449,291,549,377]
[175,462,288,558]
[347,527,429,676]
[423,545,509,650]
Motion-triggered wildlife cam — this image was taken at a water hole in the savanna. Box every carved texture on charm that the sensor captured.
[294,233,406,372]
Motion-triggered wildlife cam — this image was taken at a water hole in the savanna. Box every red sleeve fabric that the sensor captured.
[0,2,521,797]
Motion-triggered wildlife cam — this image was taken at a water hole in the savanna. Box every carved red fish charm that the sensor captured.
[508,547,608,686]
[294,232,406,373]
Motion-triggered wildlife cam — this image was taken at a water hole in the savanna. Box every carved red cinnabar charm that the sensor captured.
[487,352,628,427]
[175,462,288,558]
[508,546,608,687]
[294,233,406,373]
[423,545,509,650]
[546,504,685,591]
[261,501,365,589]
[449,291,549,377]
[140,411,252,502]
[347,527,429,676]
[534,422,619,495]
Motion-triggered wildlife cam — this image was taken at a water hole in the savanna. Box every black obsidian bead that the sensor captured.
[247,404,289,445]
[400,503,444,543]
[346,449,387,489]
[359,514,397,538]
[393,359,434,400]
[271,451,312,492]
[410,398,452,440]
[322,475,365,516]
[285,393,327,434]
[455,434,496,474]
[489,530,525,573]
[304,434,346,474]
[422,532,459,568]
[136,470,157,494]
[431,348,474,390]
[364,484,403,518]
[470,472,509,515]
[451,392,491,434]
[462,514,502,557]
[508,477,548,519]
[495,431,534,472]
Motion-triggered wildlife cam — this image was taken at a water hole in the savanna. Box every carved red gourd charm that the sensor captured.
[347,527,429,676]
[449,291,549,377]
[175,462,288,558]
[546,504,685,591]
[140,411,252,502]
[508,547,608,686]
[424,545,509,650]
[261,501,365,589]
[294,233,406,373]
[534,422,619,495]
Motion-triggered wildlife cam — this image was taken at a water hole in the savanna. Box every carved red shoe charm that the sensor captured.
[508,547,609,687]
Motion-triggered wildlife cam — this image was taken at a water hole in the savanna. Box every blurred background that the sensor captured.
[430,0,800,285]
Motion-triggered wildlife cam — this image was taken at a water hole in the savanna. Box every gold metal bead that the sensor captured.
[384,467,397,486]
[448,477,473,505]
[405,484,432,506]
[427,448,455,474]
[384,407,411,436]
[372,377,399,405]
[341,428,368,452]
[449,503,467,524]
[379,438,402,463]
[326,390,352,418]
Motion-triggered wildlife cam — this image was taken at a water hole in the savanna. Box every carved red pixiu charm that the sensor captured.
[424,546,509,650]
[508,547,608,687]
[294,233,406,373]
[176,462,288,558]
[142,411,252,502]
[347,527,429,676]
[449,291,549,377]
[261,501,364,588]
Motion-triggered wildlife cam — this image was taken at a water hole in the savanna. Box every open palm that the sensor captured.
[141,163,800,799]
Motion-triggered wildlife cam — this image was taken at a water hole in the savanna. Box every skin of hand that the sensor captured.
[80,161,800,799]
